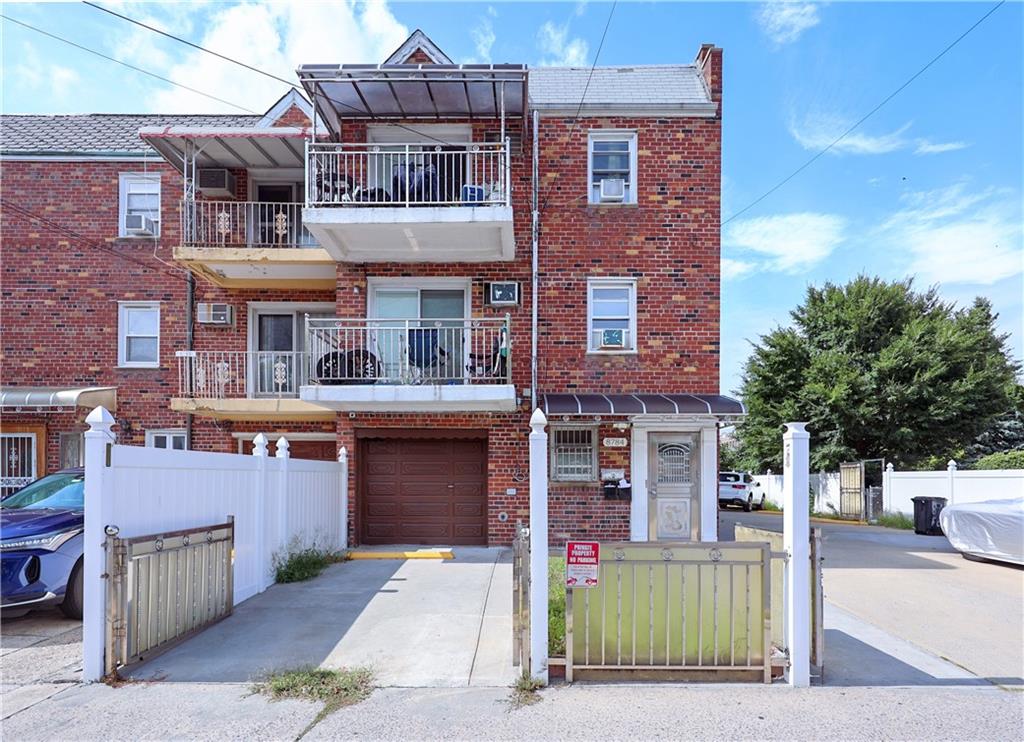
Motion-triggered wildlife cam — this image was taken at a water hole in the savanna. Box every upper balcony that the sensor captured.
[303,141,515,263]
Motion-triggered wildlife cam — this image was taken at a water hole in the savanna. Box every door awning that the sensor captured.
[138,126,311,172]
[541,393,745,419]
[0,387,117,414]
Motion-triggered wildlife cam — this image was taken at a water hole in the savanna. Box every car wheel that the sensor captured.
[60,559,84,620]
[743,495,753,512]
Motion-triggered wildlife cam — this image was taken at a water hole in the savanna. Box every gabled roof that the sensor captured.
[529,65,716,116]
[384,29,453,65]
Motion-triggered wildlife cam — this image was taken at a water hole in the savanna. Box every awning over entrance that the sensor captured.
[541,393,745,418]
[0,387,117,414]
[138,126,311,171]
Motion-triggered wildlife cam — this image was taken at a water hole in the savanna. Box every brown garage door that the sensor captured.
[361,437,487,545]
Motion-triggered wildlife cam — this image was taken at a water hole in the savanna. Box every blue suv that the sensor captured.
[1,469,85,619]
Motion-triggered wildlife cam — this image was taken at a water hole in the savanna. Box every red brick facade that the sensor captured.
[1,44,722,546]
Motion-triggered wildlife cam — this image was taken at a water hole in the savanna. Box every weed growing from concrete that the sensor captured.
[272,538,349,583]
[508,671,544,710]
[256,666,374,738]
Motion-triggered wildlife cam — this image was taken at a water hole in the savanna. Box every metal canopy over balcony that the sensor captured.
[139,126,311,171]
[296,64,527,133]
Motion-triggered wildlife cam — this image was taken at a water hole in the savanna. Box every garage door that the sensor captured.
[361,437,487,545]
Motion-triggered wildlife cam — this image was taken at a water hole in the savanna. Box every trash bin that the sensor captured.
[911,496,947,535]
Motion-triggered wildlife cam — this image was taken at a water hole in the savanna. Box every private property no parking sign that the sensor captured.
[565,541,600,587]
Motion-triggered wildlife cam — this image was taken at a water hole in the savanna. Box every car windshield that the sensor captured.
[1,472,84,511]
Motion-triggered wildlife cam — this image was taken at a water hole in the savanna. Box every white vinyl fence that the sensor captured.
[82,406,348,681]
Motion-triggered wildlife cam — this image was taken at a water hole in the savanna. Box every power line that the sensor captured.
[721,0,1006,227]
[0,14,258,114]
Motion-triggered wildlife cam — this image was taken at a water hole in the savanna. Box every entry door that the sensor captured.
[255,184,304,246]
[1,433,37,498]
[648,433,700,541]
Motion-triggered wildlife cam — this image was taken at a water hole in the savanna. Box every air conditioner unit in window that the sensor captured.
[599,178,626,203]
[124,213,158,236]
[486,281,520,306]
[196,303,234,326]
[599,328,627,349]
[197,168,237,198]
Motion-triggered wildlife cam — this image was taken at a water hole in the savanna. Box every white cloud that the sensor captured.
[721,257,757,281]
[790,111,969,157]
[11,42,80,102]
[725,212,847,273]
[756,2,821,46]
[119,1,408,114]
[879,183,1023,286]
[914,139,970,155]
[536,20,589,67]
[469,11,497,63]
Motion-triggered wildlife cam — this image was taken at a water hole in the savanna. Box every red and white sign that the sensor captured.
[565,541,600,588]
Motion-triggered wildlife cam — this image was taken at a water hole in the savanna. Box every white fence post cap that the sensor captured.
[252,433,268,456]
[85,405,115,431]
[886,462,894,472]
[783,422,810,437]
[338,446,348,463]
[947,459,958,471]
[275,436,291,458]
[529,408,547,430]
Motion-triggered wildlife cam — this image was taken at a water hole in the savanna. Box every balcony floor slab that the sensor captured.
[299,384,517,412]
[171,397,336,422]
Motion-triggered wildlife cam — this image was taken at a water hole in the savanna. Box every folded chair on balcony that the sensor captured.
[407,328,448,384]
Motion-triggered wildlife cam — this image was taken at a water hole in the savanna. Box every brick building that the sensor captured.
[1,30,742,545]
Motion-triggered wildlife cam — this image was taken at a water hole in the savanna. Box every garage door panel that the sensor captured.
[453,501,484,517]
[401,523,452,540]
[400,501,451,518]
[367,460,399,476]
[399,482,453,497]
[453,524,486,539]
[366,501,400,517]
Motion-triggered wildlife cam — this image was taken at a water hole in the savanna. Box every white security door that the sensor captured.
[647,433,700,541]
[1,433,37,497]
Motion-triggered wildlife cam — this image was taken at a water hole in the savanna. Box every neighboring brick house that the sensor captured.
[1,30,741,545]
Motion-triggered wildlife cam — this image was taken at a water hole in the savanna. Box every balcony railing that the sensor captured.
[176,350,306,399]
[305,141,510,208]
[305,316,511,386]
[181,200,317,249]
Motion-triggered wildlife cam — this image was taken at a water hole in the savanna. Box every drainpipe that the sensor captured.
[185,270,194,449]
[530,110,539,411]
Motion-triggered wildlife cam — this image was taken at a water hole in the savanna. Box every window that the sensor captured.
[59,432,84,469]
[146,430,187,450]
[587,278,637,352]
[118,173,161,237]
[118,301,160,367]
[550,428,598,482]
[588,131,637,204]
[248,302,335,396]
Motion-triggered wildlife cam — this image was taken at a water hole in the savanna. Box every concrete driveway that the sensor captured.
[720,510,1024,688]
[1,610,81,720]
[126,546,514,688]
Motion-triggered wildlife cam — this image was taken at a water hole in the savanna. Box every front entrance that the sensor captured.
[360,435,487,545]
[647,433,700,540]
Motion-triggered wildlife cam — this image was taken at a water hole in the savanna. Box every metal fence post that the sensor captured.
[528,409,549,684]
[252,433,269,590]
[338,446,349,550]
[782,422,811,687]
[83,405,116,682]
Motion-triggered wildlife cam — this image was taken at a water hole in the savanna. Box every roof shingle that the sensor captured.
[529,65,713,112]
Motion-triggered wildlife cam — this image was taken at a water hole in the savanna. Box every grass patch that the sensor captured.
[273,545,348,583]
[760,500,782,512]
[507,671,544,710]
[875,511,914,530]
[255,666,374,738]
[548,557,566,656]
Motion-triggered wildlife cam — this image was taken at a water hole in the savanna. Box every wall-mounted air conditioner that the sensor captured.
[486,281,520,306]
[124,214,158,236]
[196,303,234,326]
[599,328,627,349]
[599,178,626,203]
[198,169,237,199]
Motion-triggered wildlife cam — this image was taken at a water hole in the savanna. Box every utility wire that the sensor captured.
[721,0,1006,226]
[0,14,259,114]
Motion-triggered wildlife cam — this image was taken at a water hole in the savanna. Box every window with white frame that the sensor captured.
[145,429,187,450]
[118,173,161,237]
[588,131,637,204]
[118,301,160,367]
[550,428,598,482]
[587,278,637,352]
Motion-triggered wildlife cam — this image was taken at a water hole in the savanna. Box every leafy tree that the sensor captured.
[962,383,1024,466]
[735,277,1019,471]
[972,450,1024,470]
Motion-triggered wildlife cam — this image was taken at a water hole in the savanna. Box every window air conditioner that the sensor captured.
[196,303,234,326]
[599,328,627,349]
[197,168,238,199]
[124,214,158,236]
[486,281,520,306]
[599,178,626,202]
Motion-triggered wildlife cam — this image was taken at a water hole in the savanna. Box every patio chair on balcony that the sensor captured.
[407,328,448,384]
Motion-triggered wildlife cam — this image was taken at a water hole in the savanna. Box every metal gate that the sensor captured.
[1,433,36,498]
[564,541,772,682]
[511,521,531,673]
[105,518,234,675]
[839,461,864,520]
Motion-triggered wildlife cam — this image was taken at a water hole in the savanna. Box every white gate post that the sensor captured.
[528,409,549,684]
[276,437,291,553]
[782,422,810,687]
[338,446,349,550]
[947,459,957,505]
[83,406,116,682]
[252,434,269,591]
[884,462,894,512]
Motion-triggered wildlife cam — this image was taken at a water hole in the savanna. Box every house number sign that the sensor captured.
[603,437,628,448]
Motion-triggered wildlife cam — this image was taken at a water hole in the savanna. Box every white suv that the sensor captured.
[718,471,765,512]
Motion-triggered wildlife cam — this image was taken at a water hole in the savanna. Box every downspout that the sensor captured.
[530,110,539,411]
[185,271,194,449]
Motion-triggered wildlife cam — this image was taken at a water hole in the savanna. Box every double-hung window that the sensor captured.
[587,278,637,352]
[118,173,161,237]
[118,301,160,367]
[588,131,637,204]
[550,428,598,482]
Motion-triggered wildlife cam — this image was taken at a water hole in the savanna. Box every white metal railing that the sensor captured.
[305,141,510,208]
[181,200,317,248]
[176,350,306,399]
[305,315,511,386]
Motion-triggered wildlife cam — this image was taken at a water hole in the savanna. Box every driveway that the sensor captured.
[1,610,81,720]
[126,546,514,688]
[720,510,1024,688]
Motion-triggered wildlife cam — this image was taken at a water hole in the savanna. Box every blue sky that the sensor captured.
[3,1,1022,396]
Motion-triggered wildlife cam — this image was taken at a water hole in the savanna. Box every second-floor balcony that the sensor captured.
[303,141,516,263]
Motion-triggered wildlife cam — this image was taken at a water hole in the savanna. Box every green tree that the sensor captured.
[736,277,1019,471]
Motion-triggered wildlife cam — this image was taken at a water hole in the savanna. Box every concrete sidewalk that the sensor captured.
[125,546,514,688]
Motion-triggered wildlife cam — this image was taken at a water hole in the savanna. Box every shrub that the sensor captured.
[972,450,1024,470]
[273,542,348,583]
[548,557,566,656]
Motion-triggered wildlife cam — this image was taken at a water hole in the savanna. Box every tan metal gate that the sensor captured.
[565,541,772,682]
[839,461,865,520]
[511,521,531,673]
[105,518,234,675]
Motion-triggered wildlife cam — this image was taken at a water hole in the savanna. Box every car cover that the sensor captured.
[939,498,1024,566]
